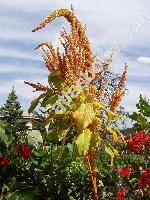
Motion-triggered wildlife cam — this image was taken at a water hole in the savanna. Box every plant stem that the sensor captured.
[87,148,98,200]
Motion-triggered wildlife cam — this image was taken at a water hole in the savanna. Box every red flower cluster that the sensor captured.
[14,143,31,158]
[14,144,19,149]
[125,131,150,153]
[0,155,9,167]
[117,187,127,200]
[124,135,131,142]
[18,144,31,158]
[118,166,134,177]
[139,167,150,190]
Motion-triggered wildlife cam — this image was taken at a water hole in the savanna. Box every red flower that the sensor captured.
[128,131,150,153]
[129,141,139,153]
[119,166,134,177]
[14,144,19,149]
[0,155,9,167]
[117,187,127,200]
[139,167,150,190]
[124,135,131,142]
[18,144,31,158]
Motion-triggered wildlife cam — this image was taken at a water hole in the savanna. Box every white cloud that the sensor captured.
[137,56,150,64]
[124,60,150,78]
[121,84,150,112]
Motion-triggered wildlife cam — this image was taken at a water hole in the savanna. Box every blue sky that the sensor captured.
[0,0,150,114]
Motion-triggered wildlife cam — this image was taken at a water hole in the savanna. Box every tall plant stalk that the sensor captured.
[87,148,98,200]
[25,8,128,199]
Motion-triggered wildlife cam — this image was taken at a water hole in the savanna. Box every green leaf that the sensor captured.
[129,95,150,131]
[48,131,59,144]
[58,128,69,141]
[28,93,47,114]
[67,143,74,152]
[48,70,62,88]
[75,128,92,155]
[41,94,57,108]
[49,121,70,141]
[0,126,9,144]
[7,190,38,200]
[137,95,150,117]
[98,101,106,109]
[0,123,15,145]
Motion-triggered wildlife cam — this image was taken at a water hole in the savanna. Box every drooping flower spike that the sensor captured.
[31,9,93,86]
[25,8,127,112]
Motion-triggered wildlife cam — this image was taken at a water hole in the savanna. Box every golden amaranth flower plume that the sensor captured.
[25,8,127,112]
[32,8,93,86]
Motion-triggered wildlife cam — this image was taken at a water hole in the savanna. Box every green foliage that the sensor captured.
[0,121,9,144]
[129,95,150,132]
[0,120,15,146]
[48,70,62,88]
[0,87,27,138]
[28,93,48,114]
[7,190,38,200]
[0,121,149,199]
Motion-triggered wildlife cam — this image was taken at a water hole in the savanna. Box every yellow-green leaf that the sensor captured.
[107,126,119,142]
[58,129,69,141]
[98,101,106,109]
[114,149,119,157]
[97,101,124,121]
[75,129,92,155]
[113,126,127,145]
[106,109,124,121]
[105,145,114,166]
[72,103,95,130]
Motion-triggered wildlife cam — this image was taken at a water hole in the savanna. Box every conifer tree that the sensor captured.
[0,87,26,137]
